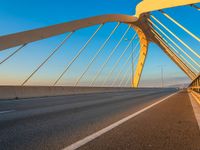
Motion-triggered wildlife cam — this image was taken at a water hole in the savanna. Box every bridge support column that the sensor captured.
[132,26,149,88]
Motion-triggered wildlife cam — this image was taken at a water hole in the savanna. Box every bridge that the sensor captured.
[0,0,200,150]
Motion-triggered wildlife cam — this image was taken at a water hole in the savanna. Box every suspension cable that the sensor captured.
[53,24,103,86]
[119,52,139,87]
[0,44,27,65]
[151,28,199,73]
[74,22,120,86]
[111,41,139,87]
[119,62,131,87]
[90,25,131,86]
[125,71,132,87]
[102,32,137,86]
[148,19,200,68]
[21,32,74,86]
[151,15,200,59]
[159,10,200,42]
[190,4,200,10]
[168,41,199,73]
[152,30,195,78]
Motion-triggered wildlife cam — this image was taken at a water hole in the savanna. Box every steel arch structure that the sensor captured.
[0,0,199,87]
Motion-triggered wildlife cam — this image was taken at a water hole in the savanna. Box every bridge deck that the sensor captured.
[0,89,199,150]
[79,91,200,150]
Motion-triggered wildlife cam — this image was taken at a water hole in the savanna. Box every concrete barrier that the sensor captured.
[0,86,136,100]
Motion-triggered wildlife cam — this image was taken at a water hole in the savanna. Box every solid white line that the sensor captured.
[62,92,178,150]
[189,94,200,130]
[0,110,15,114]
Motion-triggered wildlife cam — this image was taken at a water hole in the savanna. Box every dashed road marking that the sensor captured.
[0,110,15,114]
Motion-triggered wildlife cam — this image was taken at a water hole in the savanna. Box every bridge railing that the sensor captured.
[188,74,200,94]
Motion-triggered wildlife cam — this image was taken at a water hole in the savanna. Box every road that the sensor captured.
[0,88,187,150]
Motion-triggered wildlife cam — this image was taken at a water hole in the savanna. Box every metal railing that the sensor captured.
[188,74,200,94]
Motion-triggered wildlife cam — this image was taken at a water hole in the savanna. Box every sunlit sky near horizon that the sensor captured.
[0,0,199,87]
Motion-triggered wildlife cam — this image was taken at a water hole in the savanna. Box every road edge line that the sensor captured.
[62,91,179,150]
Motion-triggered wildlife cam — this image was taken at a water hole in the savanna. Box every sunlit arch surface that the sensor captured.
[0,0,199,88]
[0,14,146,87]
[135,0,200,17]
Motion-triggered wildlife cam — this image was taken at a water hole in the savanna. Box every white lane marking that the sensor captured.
[0,110,15,114]
[189,94,200,130]
[0,96,51,102]
[62,92,178,150]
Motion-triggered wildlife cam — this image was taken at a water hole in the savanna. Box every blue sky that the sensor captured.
[0,0,199,87]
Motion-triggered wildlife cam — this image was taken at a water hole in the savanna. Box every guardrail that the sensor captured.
[188,74,200,94]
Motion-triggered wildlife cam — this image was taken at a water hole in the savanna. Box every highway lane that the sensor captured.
[79,91,200,150]
[0,88,177,150]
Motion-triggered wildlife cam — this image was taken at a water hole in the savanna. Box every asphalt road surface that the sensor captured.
[0,88,180,150]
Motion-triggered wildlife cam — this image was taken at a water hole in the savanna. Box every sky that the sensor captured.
[0,0,199,87]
